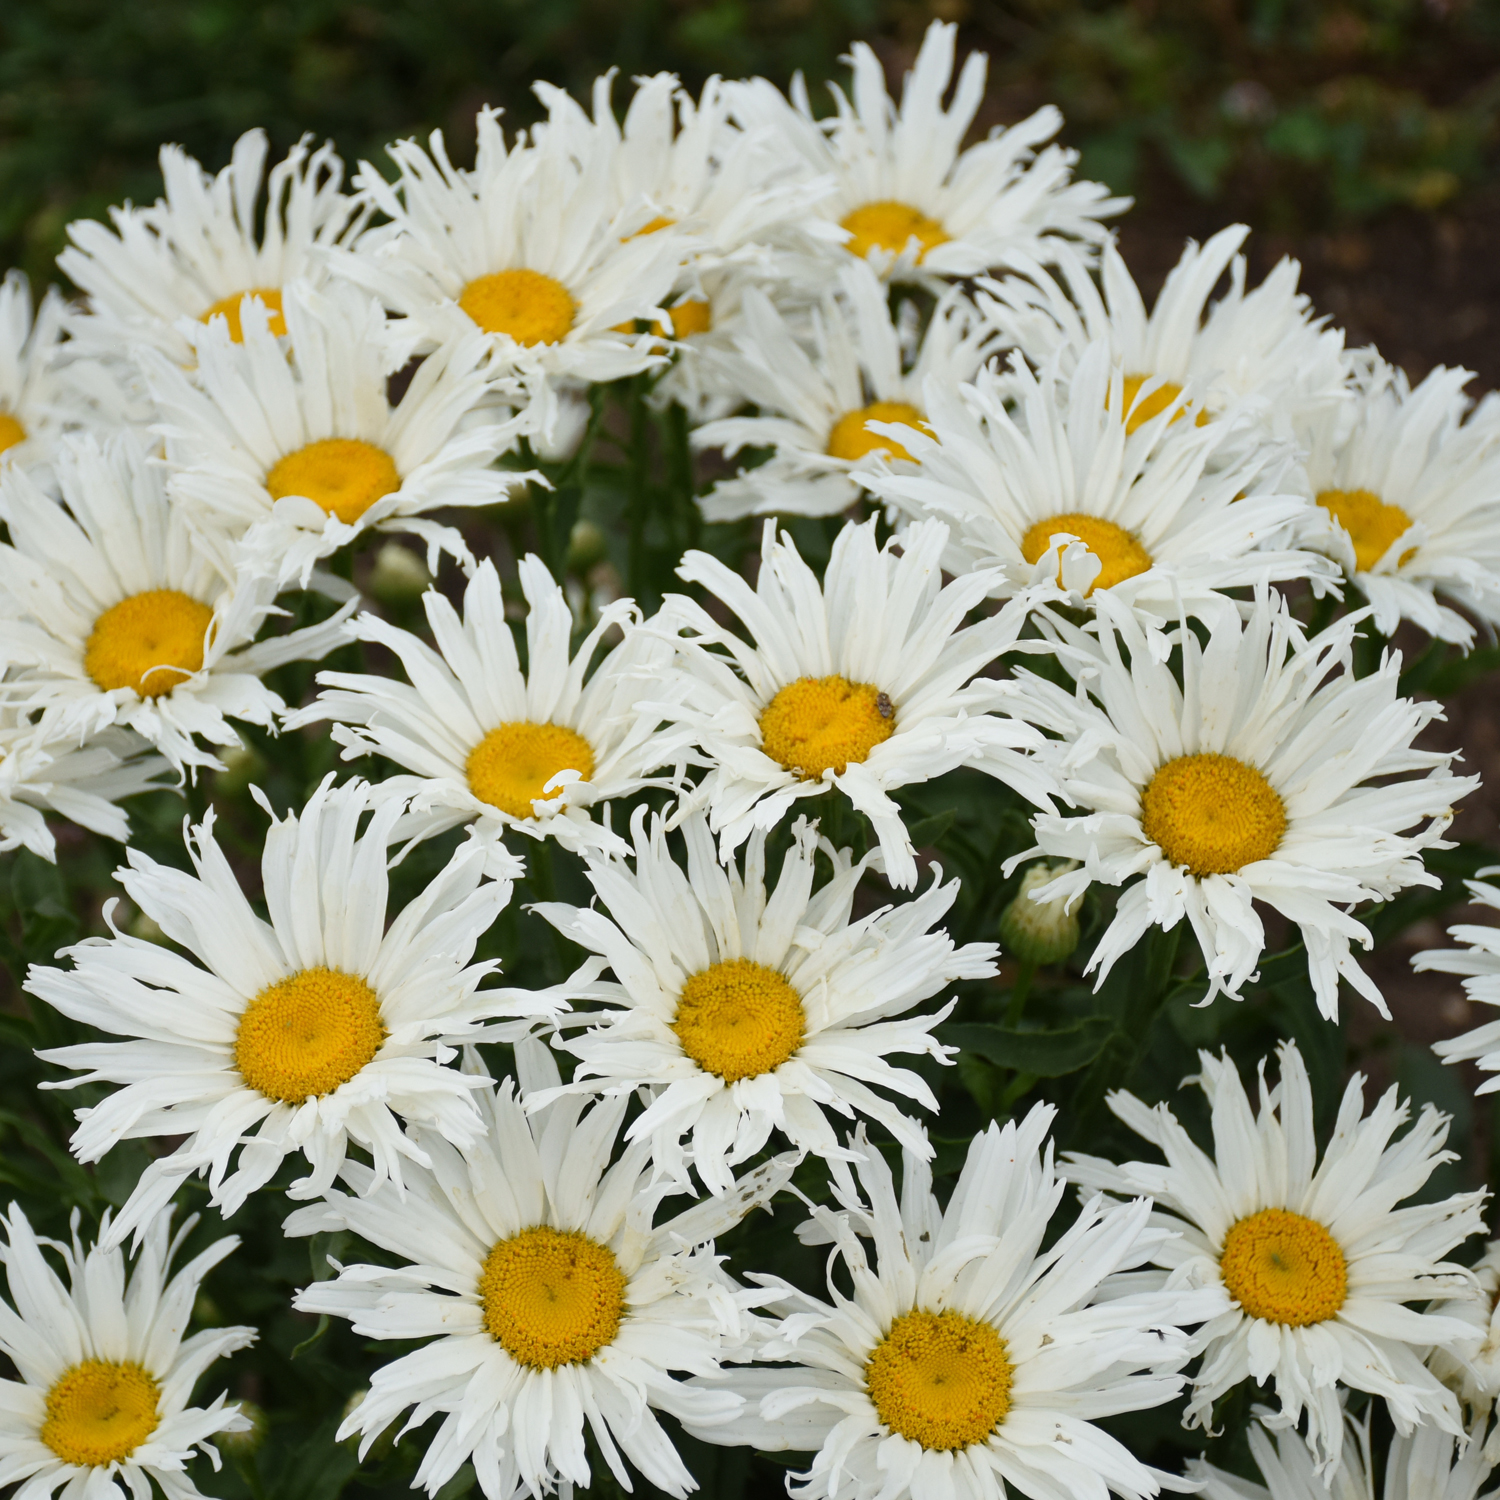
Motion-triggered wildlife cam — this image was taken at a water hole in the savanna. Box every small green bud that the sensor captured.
[999,861,1081,966]
[218,1400,269,1458]
[566,519,608,574]
[368,541,433,605]
[214,743,264,796]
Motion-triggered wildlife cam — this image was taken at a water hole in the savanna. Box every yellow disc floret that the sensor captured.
[1119,373,1210,435]
[1316,487,1418,572]
[480,1226,626,1369]
[1140,753,1287,877]
[841,201,951,263]
[827,401,928,463]
[42,1360,161,1468]
[865,1309,1013,1452]
[759,675,896,779]
[234,967,386,1104]
[630,215,676,239]
[200,288,286,341]
[265,438,401,525]
[672,958,806,1082]
[1220,1207,1348,1327]
[653,298,712,340]
[466,722,596,821]
[1020,513,1152,595]
[84,589,215,697]
[0,411,27,455]
[459,270,577,346]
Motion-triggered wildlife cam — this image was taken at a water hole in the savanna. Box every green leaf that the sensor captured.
[906,808,956,849]
[938,1017,1115,1077]
[290,1313,330,1360]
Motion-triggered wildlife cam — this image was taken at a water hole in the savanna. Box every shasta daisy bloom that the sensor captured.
[531,807,993,1194]
[0,432,352,774]
[1004,589,1474,1014]
[691,1110,1211,1500]
[1416,869,1500,1095]
[59,127,361,365]
[0,270,71,479]
[1426,1239,1500,1456]
[285,555,690,870]
[865,342,1332,613]
[0,1201,256,1500]
[654,516,1056,890]
[27,776,556,1250]
[141,279,524,586]
[286,1039,797,1500]
[1066,1040,1485,1475]
[1298,358,1500,647]
[726,21,1126,283]
[692,260,997,521]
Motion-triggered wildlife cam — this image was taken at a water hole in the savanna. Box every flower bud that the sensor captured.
[368,540,433,605]
[999,861,1081,966]
[218,1400,268,1458]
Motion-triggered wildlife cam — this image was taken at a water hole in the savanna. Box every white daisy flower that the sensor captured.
[140,279,524,586]
[0,718,167,862]
[286,1038,797,1500]
[653,516,1056,891]
[1066,1040,1485,1475]
[1415,868,1500,1093]
[692,260,997,521]
[976,226,1349,449]
[531,806,993,1194]
[284,555,690,870]
[1004,589,1475,1014]
[691,1109,1212,1500]
[1427,1239,1500,1456]
[0,1201,256,1500]
[0,431,352,774]
[59,127,361,365]
[1298,358,1500,647]
[864,342,1333,614]
[725,21,1126,282]
[0,271,71,482]
[27,776,556,1249]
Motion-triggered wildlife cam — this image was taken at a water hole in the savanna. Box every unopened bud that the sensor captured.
[369,541,433,605]
[218,1400,268,1458]
[999,861,1081,965]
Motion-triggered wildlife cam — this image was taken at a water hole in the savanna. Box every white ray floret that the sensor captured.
[1427,1238,1500,1459]
[693,1109,1212,1500]
[0,271,72,483]
[1416,869,1500,1098]
[1004,589,1474,1014]
[1067,1041,1484,1475]
[0,433,351,774]
[0,1201,255,1500]
[285,555,690,871]
[531,807,993,1193]
[27,777,556,1249]
[653,516,1057,890]
[287,1039,796,1500]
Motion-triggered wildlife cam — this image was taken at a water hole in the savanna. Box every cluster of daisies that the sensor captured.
[4,19,1500,1500]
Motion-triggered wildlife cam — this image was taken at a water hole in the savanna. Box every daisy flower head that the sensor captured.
[1417,870,1500,1095]
[1066,1040,1486,1475]
[0,271,71,482]
[0,1201,256,1500]
[1426,1238,1500,1453]
[726,20,1127,283]
[692,258,997,521]
[0,431,353,774]
[864,340,1333,615]
[285,554,690,871]
[655,515,1057,890]
[1005,588,1475,1014]
[693,1108,1212,1500]
[286,1038,797,1500]
[977,226,1349,451]
[27,775,555,1249]
[141,279,524,586]
[531,806,994,1194]
[59,127,360,365]
[1298,357,1500,647]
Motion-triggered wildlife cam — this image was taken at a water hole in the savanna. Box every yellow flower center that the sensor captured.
[826,401,929,463]
[672,957,806,1083]
[758,675,896,780]
[266,438,401,525]
[1020,512,1152,595]
[865,1309,1013,1452]
[653,297,713,340]
[0,410,27,454]
[841,201,951,263]
[42,1360,160,1468]
[1140,753,1287,877]
[630,215,676,238]
[199,287,286,341]
[1119,373,1210,436]
[1316,487,1418,573]
[459,269,576,346]
[465,721,596,821]
[479,1226,626,1369]
[234,967,386,1105]
[84,589,215,697]
[1219,1208,1348,1327]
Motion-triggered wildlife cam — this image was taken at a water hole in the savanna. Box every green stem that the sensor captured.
[627,377,651,602]
[665,399,699,556]
[1005,959,1036,1027]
